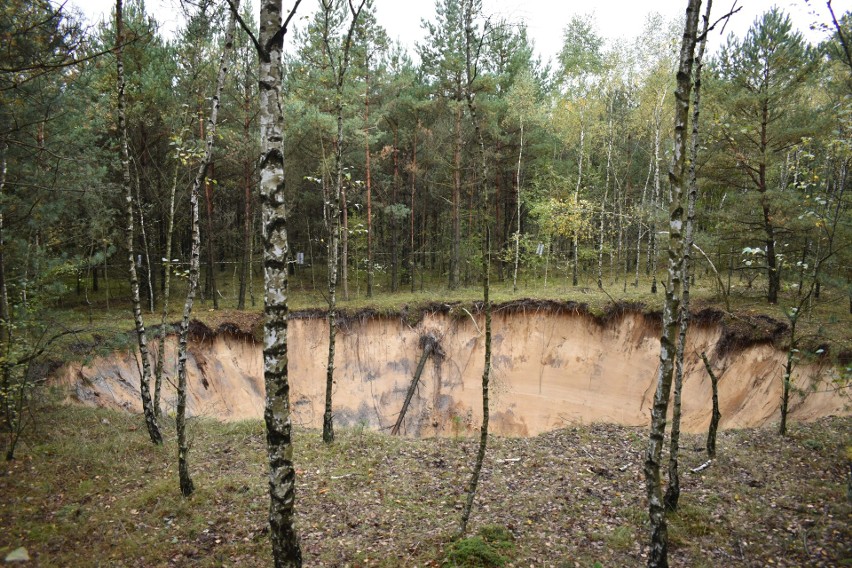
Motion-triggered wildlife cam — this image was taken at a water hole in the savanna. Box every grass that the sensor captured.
[44,261,852,372]
[1,403,850,566]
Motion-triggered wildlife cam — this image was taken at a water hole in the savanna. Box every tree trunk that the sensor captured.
[759,98,779,304]
[598,100,613,290]
[644,1,700,566]
[649,94,665,295]
[701,352,721,458]
[573,122,584,287]
[238,70,253,311]
[391,125,400,292]
[391,335,437,436]
[230,0,306,562]
[512,119,523,293]
[204,161,218,309]
[155,163,179,417]
[450,102,462,290]
[132,165,155,314]
[116,0,162,446]
[365,60,374,298]
[0,144,11,430]
[175,0,238,497]
[665,0,710,512]
[321,0,365,444]
[459,0,491,535]
[410,121,418,294]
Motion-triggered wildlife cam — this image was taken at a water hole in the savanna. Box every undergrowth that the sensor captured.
[1,403,849,567]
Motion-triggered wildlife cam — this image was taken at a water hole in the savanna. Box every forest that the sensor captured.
[1,0,851,566]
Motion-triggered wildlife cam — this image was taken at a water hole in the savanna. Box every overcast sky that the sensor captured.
[68,0,851,64]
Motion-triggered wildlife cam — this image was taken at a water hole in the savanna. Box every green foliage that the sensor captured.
[445,536,508,567]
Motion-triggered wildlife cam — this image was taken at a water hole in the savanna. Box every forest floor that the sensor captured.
[1,403,850,567]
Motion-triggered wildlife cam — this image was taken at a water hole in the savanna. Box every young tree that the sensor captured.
[173,0,239,498]
[319,0,367,444]
[458,0,493,536]
[116,0,162,446]
[665,0,713,512]
[643,1,700,566]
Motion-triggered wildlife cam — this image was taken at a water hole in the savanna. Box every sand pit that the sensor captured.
[61,308,849,436]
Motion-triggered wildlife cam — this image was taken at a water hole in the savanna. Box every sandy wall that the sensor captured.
[60,311,849,436]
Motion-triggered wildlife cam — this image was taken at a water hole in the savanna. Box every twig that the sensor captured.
[691,459,713,473]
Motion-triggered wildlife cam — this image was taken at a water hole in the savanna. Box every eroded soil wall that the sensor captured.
[61,311,848,436]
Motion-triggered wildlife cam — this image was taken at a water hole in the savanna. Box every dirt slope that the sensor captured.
[61,310,849,436]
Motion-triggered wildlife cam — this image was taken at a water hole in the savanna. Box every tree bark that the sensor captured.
[155,163,179,417]
[701,352,721,458]
[238,65,254,310]
[391,335,437,436]
[665,0,711,512]
[572,121,584,287]
[320,0,366,444]
[228,0,306,562]
[116,0,162,446]
[512,119,523,293]
[365,58,373,298]
[450,102,462,290]
[644,1,700,566]
[459,0,491,536]
[204,162,218,309]
[175,0,238,497]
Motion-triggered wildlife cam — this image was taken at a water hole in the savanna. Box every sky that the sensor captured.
[67,0,851,65]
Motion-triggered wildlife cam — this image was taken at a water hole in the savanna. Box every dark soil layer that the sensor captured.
[1,405,849,567]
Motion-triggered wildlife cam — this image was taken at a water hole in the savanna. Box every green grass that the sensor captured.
[43,260,852,373]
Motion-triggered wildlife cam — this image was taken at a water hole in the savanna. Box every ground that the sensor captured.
[1,404,849,567]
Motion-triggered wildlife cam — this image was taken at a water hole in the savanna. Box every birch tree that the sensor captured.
[665,0,713,512]
[116,0,162,446]
[173,0,239,497]
[643,1,700,566]
[229,0,303,564]
[319,0,367,444]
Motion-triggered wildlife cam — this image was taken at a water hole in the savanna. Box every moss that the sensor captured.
[445,535,509,567]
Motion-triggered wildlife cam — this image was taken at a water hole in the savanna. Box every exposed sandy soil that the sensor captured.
[61,308,849,436]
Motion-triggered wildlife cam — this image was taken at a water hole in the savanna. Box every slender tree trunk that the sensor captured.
[116,0,162,446]
[512,119,523,293]
[701,352,721,458]
[644,2,699,566]
[365,59,374,298]
[779,310,800,436]
[341,180,349,301]
[459,0,491,535]
[204,162,218,309]
[598,99,613,290]
[665,0,710,512]
[573,121,584,287]
[649,93,665,295]
[0,144,11,429]
[238,71,253,310]
[410,121,418,294]
[391,125,400,292]
[132,166,155,314]
[175,1,237,497]
[321,0,365,444]
[450,102,462,290]
[155,164,179,417]
[759,99,780,304]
